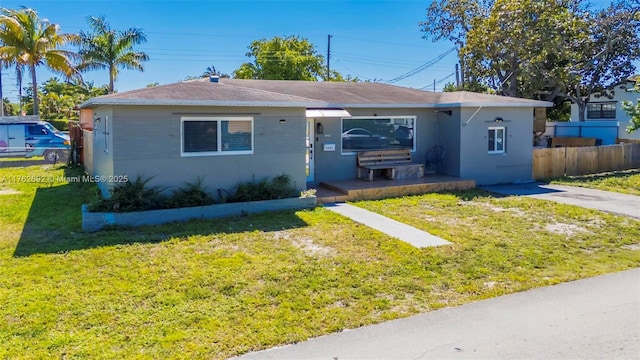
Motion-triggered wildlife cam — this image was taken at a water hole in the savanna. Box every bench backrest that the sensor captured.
[357,149,412,167]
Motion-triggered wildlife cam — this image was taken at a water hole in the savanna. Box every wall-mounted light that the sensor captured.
[495,117,504,122]
[94,117,101,124]
[316,122,324,134]
[279,118,286,124]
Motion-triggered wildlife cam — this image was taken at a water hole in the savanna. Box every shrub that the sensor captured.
[88,174,297,212]
[88,176,167,213]
[230,174,296,203]
[167,177,214,208]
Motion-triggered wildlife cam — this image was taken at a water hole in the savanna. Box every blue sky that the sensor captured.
[0,0,630,101]
[0,0,460,99]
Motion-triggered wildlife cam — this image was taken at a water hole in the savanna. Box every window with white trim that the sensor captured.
[341,116,415,153]
[488,127,505,154]
[181,117,253,156]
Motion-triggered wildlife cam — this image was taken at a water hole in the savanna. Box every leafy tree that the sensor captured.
[78,15,149,93]
[462,0,586,99]
[233,36,326,81]
[622,81,640,134]
[564,1,640,121]
[424,0,640,124]
[420,0,492,84]
[22,77,108,119]
[3,97,18,115]
[0,7,79,115]
[442,81,488,93]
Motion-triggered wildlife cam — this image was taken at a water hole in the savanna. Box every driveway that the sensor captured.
[481,182,640,219]
[234,268,640,359]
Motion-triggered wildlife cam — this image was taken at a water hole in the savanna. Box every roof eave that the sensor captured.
[78,98,327,109]
[435,101,553,108]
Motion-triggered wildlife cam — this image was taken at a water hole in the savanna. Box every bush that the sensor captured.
[230,174,297,203]
[88,176,167,213]
[88,174,297,212]
[48,119,69,131]
[167,177,214,208]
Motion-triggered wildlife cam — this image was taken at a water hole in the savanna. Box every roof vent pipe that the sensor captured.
[209,76,219,83]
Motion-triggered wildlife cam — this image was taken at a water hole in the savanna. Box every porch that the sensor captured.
[315,175,476,204]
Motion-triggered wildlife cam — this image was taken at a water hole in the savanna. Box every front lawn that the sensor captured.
[550,169,640,196]
[1,165,639,359]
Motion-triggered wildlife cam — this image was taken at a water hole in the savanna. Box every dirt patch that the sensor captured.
[0,188,20,195]
[545,222,591,237]
[622,244,640,251]
[292,237,334,257]
[465,201,526,217]
[272,231,334,257]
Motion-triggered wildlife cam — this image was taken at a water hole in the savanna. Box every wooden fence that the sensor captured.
[533,143,640,180]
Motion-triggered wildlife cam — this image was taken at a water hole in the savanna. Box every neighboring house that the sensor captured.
[78,78,551,198]
[569,77,640,141]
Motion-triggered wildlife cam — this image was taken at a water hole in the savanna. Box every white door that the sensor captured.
[306,118,314,182]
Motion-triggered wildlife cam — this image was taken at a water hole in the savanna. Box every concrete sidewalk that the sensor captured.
[235,268,640,359]
[324,202,450,248]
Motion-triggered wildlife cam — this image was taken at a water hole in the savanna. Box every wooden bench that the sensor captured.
[357,149,425,181]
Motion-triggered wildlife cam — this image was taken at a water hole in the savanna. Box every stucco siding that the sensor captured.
[86,107,114,197]
[310,108,439,184]
[109,106,307,198]
[459,107,534,185]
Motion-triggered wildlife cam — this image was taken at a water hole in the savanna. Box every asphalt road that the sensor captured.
[482,182,640,219]
[235,268,640,360]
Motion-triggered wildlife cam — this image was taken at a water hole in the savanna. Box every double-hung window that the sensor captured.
[181,117,253,156]
[488,127,505,154]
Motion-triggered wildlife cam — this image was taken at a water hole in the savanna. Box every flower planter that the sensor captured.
[82,196,317,232]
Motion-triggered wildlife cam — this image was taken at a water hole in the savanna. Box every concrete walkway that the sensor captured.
[234,268,640,359]
[482,183,640,219]
[324,203,451,248]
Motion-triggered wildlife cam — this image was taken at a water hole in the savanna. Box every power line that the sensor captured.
[386,47,456,84]
[420,72,456,90]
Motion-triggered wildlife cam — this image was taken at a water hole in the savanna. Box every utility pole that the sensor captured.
[326,34,333,81]
[433,79,436,92]
[455,64,460,88]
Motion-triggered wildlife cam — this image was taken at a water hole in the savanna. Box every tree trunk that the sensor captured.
[109,64,115,93]
[30,65,39,116]
[578,103,586,122]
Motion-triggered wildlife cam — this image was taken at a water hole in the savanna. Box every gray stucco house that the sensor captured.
[78,78,551,198]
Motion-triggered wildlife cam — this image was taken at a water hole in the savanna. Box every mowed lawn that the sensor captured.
[1,165,639,359]
[551,169,640,196]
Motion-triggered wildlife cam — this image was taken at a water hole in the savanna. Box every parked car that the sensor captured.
[0,120,70,163]
[342,128,390,150]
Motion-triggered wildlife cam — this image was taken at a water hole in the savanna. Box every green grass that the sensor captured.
[1,165,639,359]
[550,169,640,195]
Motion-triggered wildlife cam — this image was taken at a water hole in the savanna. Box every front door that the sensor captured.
[306,118,314,182]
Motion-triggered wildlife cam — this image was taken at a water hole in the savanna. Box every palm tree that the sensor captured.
[0,7,79,116]
[78,16,149,93]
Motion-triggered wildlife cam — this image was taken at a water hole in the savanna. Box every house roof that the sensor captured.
[78,78,552,109]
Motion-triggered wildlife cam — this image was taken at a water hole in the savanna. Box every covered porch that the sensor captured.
[315,175,476,203]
